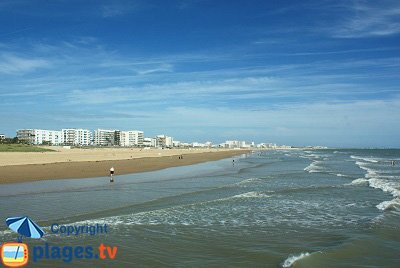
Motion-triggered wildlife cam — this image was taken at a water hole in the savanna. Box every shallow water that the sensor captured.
[0,149,399,267]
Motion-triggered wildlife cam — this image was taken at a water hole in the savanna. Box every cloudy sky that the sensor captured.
[0,0,399,147]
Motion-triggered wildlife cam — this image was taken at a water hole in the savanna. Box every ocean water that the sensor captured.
[0,149,399,267]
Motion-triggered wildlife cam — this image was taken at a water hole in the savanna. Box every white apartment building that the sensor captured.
[62,129,92,146]
[172,140,181,147]
[94,129,117,146]
[120,131,144,147]
[0,134,5,140]
[156,135,173,148]
[143,137,154,147]
[17,129,62,145]
[224,140,255,148]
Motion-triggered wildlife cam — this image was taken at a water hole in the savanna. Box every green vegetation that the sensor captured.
[0,144,55,152]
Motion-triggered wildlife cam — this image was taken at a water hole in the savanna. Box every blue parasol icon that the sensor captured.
[6,216,45,241]
[6,216,45,261]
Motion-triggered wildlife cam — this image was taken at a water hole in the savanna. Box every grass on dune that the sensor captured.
[0,144,55,152]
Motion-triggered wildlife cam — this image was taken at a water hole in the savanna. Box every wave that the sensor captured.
[304,161,325,173]
[65,191,272,228]
[232,191,270,198]
[234,178,262,186]
[368,178,400,198]
[351,155,379,163]
[347,178,369,185]
[376,198,400,211]
[368,178,400,211]
[354,156,400,212]
[355,161,378,178]
[282,252,310,267]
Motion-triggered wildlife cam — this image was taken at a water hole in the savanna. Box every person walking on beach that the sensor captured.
[110,166,115,182]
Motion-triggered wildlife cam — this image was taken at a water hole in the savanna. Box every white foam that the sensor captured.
[351,155,379,163]
[354,156,400,212]
[355,161,377,178]
[348,178,369,185]
[376,198,400,211]
[304,161,324,173]
[235,178,261,186]
[282,252,310,267]
[368,178,400,198]
[0,229,12,237]
[233,191,270,198]
[336,173,347,177]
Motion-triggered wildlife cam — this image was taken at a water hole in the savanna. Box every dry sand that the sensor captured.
[0,148,250,184]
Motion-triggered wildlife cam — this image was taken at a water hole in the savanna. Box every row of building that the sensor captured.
[14,129,264,149]
[16,129,146,147]
[15,128,201,148]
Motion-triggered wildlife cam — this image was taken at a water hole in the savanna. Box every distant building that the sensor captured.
[156,135,173,148]
[120,131,144,147]
[17,129,35,144]
[143,137,155,147]
[224,140,255,149]
[17,129,62,145]
[0,134,5,140]
[62,129,92,146]
[94,129,118,146]
[172,140,181,147]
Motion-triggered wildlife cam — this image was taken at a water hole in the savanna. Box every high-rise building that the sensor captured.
[156,135,173,148]
[143,137,156,147]
[120,131,144,147]
[17,129,62,145]
[62,129,92,146]
[94,129,118,146]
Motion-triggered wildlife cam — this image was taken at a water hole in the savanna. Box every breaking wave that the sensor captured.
[282,252,310,267]
[304,161,325,173]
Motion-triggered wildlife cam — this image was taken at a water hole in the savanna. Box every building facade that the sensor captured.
[94,129,118,146]
[155,135,173,148]
[62,129,92,146]
[120,131,144,147]
[17,129,62,145]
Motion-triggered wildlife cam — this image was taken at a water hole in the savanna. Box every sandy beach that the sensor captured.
[0,147,250,184]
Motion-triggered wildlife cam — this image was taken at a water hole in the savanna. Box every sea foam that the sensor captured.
[282,252,310,267]
[351,155,379,163]
[304,161,324,173]
[376,198,400,211]
[348,178,368,185]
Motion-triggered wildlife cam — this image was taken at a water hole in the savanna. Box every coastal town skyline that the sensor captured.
[4,127,294,149]
[1,1,399,148]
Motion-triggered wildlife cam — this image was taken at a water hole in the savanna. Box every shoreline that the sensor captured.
[0,150,250,184]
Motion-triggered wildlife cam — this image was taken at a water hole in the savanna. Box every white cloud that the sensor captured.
[332,1,400,38]
[0,54,50,74]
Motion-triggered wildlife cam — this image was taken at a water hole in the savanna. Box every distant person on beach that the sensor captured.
[391,160,396,166]
[110,167,115,182]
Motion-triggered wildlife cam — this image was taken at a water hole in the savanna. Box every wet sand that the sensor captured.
[0,149,249,184]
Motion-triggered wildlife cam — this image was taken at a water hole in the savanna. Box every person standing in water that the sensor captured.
[110,166,115,182]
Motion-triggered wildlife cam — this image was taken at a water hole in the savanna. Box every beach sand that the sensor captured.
[0,148,249,184]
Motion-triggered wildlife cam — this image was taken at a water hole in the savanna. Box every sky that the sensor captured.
[0,0,399,147]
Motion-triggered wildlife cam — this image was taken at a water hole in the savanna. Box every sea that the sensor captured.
[0,149,399,267]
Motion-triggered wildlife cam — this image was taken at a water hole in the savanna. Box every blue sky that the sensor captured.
[0,0,399,147]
